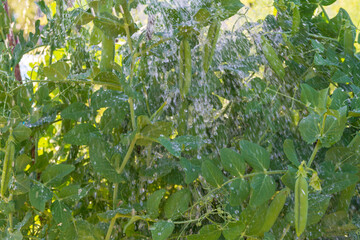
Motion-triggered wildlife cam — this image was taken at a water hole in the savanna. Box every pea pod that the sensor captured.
[203,19,221,73]
[294,176,308,237]
[1,134,15,198]
[344,21,354,55]
[179,39,191,98]
[261,36,285,79]
[292,6,300,35]
[260,188,289,233]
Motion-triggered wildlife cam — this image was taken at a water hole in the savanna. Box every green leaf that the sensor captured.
[63,123,100,145]
[325,147,360,166]
[15,154,32,173]
[74,9,95,25]
[322,172,359,194]
[201,160,224,188]
[222,221,245,240]
[299,113,321,144]
[90,88,128,110]
[239,203,267,236]
[249,174,276,207]
[51,200,76,237]
[281,167,297,191]
[220,148,246,177]
[307,193,331,226]
[320,107,347,147]
[331,70,352,84]
[240,140,270,171]
[163,189,191,220]
[188,224,222,240]
[147,189,166,219]
[150,221,175,240]
[194,8,211,26]
[90,26,103,45]
[300,84,328,113]
[157,137,181,158]
[58,184,92,202]
[93,71,121,90]
[89,138,124,183]
[330,88,349,110]
[43,62,70,81]
[75,219,103,240]
[13,174,30,195]
[35,0,51,19]
[283,139,300,167]
[228,178,250,206]
[40,164,75,186]
[216,0,244,21]
[29,183,53,212]
[13,124,31,142]
[97,208,132,221]
[180,158,201,184]
[137,121,173,146]
[61,102,92,121]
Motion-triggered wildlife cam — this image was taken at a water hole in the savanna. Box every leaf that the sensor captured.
[322,172,359,194]
[13,124,31,142]
[240,203,267,236]
[43,62,70,81]
[249,174,276,207]
[51,200,76,237]
[150,221,175,240]
[180,158,201,184]
[188,224,222,240]
[201,160,224,188]
[307,193,331,226]
[63,123,100,145]
[89,138,124,183]
[283,139,300,166]
[75,219,103,240]
[29,183,53,212]
[331,70,352,84]
[163,189,191,220]
[97,208,132,221]
[220,148,246,177]
[15,154,32,173]
[74,9,95,25]
[40,164,75,186]
[157,137,182,158]
[222,221,245,240]
[137,121,173,146]
[13,174,30,195]
[58,184,92,202]
[240,140,270,171]
[216,0,244,21]
[325,147,360,166]
[194,8,211,26]
[228,178,250,206]
[147,189,166,219]
[299,113,321,144]
[320,107,347,147]
[90,88,128,110]
[93,71,121,90]
[330,88,349,110]
[35,0,51,19]
[300,84,328,114]
[61,102,92,121]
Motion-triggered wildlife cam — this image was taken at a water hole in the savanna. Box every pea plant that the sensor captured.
[0,0,359,239]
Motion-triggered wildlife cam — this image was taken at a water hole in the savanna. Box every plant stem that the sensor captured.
[280,224,290,240]
[307,140,321,167]
[100,35,115,72]
[105,215,117,240]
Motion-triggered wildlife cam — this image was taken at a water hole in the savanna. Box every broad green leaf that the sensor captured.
[283,139,300,166]
[330,88,349,110]
[51,200,76,237]
[239,203,267,236]
[58,184,92,202]
[90,26,103,45]
[74,8,95,25]
[249,174,276,207]
[93,71,121,90]
[158,137,181,158]
[322,172,359,194]
[41,164,75,186]
[281,167,297,191]
[188,224,222,240]
[15,154,32,173]
[325,147,360,166]
[89,138,124,183]
[331,70,352,84]
[6,230,22,240]
[228,178,250,206]
[163,189,191,220]
[13,124,31,142]
[240,140,270,171]
[201,160,224,188]
[194,8,211,26]
[320,107,347,147]
[13,174,30,195]
[150,221,174,240]
[299,113,321,144]
[99,105,128,133]
[75,219,103,240]
[147,189,166,218]
[43,62,70,81]
[90,88,128,110]
[137,121,173,146]
[180,158,201,184]
[61,102,92,121]
[29,183,52,212]
[217,0,244,21]
[220,148,246,177]
[300,84,328,114]
[307,193,331,226]
[222,221,245,240]
[63,123,100,145]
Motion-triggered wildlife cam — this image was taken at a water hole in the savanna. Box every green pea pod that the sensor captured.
[292,6,300,35]
[179,39,191,98]
[344,21,355,55]
[260,188,289,233]
[261,36,285,79]
[1,135,15,198]
[203,19,221,73]
[295,176,308,237]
